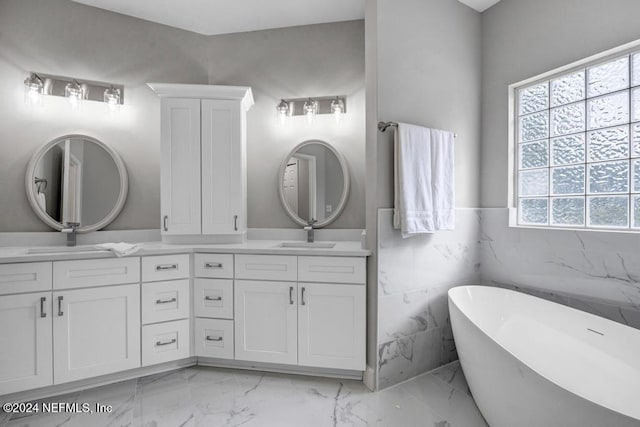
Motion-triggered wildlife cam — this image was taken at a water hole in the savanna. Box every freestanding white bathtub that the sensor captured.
[448,285,640,427]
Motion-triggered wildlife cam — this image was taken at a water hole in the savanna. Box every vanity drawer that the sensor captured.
[142,279,190,325]
[141,319,190,366]
[298,256,366,284]
[142,254,190,282]
[234,255,297,281]
[194,318,234,360]
[194,278,233,319]
[194,254,233,279]
[0,262,52,295]
[53,258,140,290]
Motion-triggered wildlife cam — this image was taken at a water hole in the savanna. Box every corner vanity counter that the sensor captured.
[0,240,370,402]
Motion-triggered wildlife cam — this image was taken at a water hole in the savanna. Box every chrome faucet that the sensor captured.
[304,220,317,243]
[62,222,80,247]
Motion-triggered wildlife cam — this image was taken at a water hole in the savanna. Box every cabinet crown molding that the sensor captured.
[147,83,254,111]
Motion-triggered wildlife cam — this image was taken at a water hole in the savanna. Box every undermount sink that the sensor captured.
[26,246,109,255]
[278,242,336,249]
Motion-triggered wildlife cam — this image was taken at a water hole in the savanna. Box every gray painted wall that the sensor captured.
[0,0,210,232]
[481,0,640,207]
[365,0,482,389]
[0,0,365,232]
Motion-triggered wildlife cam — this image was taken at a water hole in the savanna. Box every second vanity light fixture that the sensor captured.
[276,95,347,125]
[24,72,124,112]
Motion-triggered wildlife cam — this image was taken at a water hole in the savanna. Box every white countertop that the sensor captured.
[0,240,371,264]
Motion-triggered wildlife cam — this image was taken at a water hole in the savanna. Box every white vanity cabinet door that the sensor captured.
[297,283,366,371]
[0,292,53,394]
[53,284,140,384]
[161,97,202,235]
[234,280,297,365]
[201,99,244,235]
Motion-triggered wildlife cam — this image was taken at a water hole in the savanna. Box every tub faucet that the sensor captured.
[304,220,317,243]
[62,222,80,247]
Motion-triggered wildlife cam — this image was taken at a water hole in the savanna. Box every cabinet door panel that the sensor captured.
[234,280,297,364]
[0,292,52,394]
[201,99,243,235]
[298,283,365,370]
[161,98,201,235]
[53,284,140,384]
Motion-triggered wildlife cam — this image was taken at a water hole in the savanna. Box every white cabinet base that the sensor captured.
[0,293,53,395]
[53,284,140,384]
[298,283,366,371]
[142,319,190,366]
[234,280,297,365]
[194,318,234,359]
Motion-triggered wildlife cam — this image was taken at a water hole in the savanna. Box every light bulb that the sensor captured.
[24,74,44,106]
[276,99,289,127]
[65,80,83,110]
[330,97,344,123]
[303,98,317,125]
[104,86,121,113]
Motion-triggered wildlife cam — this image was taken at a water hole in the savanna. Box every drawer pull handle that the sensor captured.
[156,297,177,305]
[301,287,306,306]
[40,296,47,318]
[289,286,294,305]
[204,262,223,269]
[156,338,177,347]
[206,336,223,342]
[234,215,238,231]
[205,296,223,301]
[156,264,178,271]
[57,295,64,316]
[163,215,168,232]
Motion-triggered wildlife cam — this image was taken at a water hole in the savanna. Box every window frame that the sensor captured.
[508,38,640,232]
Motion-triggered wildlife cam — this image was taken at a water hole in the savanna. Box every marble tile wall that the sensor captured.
[479,208,640,330]
[376,208,481,389]
[376,207,640,389]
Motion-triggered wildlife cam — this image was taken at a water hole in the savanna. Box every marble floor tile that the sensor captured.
[0,362,486,427]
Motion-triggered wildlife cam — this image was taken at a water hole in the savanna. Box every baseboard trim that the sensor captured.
[1,357,363,404]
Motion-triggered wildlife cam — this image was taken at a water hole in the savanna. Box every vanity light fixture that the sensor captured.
[24,73,44,106]
[103,86,121,113]
[275,95,347,125]
[23,72,124,111]
[65,80,83,110]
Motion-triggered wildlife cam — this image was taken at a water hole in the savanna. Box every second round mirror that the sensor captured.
[278,140,349,228]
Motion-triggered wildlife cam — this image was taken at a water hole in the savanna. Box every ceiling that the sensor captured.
[72,0,501,36]
[72,0,366,36]
[457,0,502,12]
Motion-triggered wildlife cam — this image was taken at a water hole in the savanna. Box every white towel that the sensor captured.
[95,242,140,257]
[36,193,47,211]
[393,123,455,237]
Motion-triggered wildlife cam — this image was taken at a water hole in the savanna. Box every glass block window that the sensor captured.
[516,51,640,230]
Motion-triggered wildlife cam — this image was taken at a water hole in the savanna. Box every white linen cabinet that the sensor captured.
[148,83,254,243]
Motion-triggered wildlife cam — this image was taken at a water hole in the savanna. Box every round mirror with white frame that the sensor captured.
[25,134,128,232]
[278,140,350,228]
